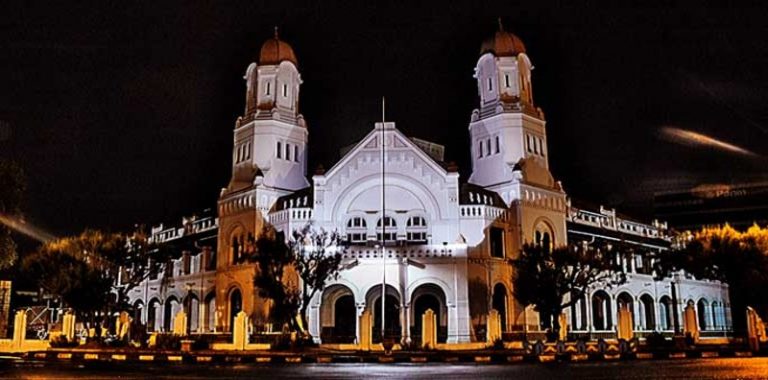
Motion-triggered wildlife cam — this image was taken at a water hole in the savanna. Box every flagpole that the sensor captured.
[380,96,386,342]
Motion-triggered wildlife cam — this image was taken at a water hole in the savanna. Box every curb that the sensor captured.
[23,349,765,365]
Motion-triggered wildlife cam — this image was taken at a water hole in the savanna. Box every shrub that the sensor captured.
[191,335,214,350]
[154,334,182,350]
[50,335,79,348]
[645,332,670,349]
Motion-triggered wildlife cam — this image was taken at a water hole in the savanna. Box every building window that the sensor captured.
[478,141,483,158]
[495,136,500,154]
[486,138,491,156]
[490,227,504,258]
[276,141,282,159]
[376,216,397,243]
[534,223,553,253]
[294,145,299,162]
[286,143,291,161]
[504,74,510,88]
[406,216,427,243]
[265,81,271,95]
[346,217,367,243]
[283,84,288,97]
[527,135,532,153]
[487,77,493,92]
[231,235,241,264]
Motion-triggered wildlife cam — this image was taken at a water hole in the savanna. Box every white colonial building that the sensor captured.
[125,27,732,345]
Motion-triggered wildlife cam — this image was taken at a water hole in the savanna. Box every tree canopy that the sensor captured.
[250,223,342,336]
[655,224,768,329]
[512,243,625,336]
[22,228,177,322]
[0,159,25,269]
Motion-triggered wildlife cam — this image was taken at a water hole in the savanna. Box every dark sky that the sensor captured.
[1,1,767,236]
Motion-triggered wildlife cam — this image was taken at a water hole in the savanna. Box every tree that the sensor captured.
[103,227,177,313]
[251,225,301,331]
[290,224,343,335]
[22,232,116,322]
[512,243,625,339]
[250,223,343,337]
[0,159,25,269]
[22,228,176,323]
[655,224,768,331]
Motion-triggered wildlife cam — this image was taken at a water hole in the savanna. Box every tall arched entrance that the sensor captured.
[697,299,709,331]
[492,283,508,332]
[183,293,200,333]
[659,296,673,330]
[639,294,655,330]
[147,298,160,332]
[320,285,356,343]
[204,291,216,332]
[411,284,448,344]
[163,296,180,332]
[366,285,401,343]
[133,300,144,326]
[229,288,242,332]
[592,291,612,330]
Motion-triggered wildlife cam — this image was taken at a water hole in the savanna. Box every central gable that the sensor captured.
[320,122,451,188]
[312,122,460,225]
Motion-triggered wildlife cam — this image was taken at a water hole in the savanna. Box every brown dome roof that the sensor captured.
[259,29,298,66]
[480,27,526,57]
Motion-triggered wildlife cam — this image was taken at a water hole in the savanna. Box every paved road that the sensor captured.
[1,357,768,379]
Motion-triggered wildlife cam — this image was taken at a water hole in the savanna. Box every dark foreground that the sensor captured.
[1,357,768,379]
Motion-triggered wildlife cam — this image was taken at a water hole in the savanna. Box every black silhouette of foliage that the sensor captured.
[251,223,343,336]
[513,243,625,337]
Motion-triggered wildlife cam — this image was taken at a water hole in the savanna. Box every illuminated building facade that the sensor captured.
[126,28,732,343]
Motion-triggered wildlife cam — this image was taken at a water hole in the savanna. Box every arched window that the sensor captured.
[232,236,240,262]
[229,228,245,265]
[534,222,553,253]
[346,217,367,244]
[376,216,397,243]
[406,216,427,243]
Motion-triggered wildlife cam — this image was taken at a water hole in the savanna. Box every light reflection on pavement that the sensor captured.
[1,357,768,379]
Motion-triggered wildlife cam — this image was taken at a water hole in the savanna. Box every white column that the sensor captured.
[309,301,321,343]
[355,303,365,345]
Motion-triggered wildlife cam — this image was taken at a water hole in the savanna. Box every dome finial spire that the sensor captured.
[497,17,504,32]
[274,26,279,39]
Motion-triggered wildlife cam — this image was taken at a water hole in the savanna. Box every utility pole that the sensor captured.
[380,96,386,342]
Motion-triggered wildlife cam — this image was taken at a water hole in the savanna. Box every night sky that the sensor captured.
[1,1,767,236]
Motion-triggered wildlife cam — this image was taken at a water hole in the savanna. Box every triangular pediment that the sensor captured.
[320,123,450,181]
